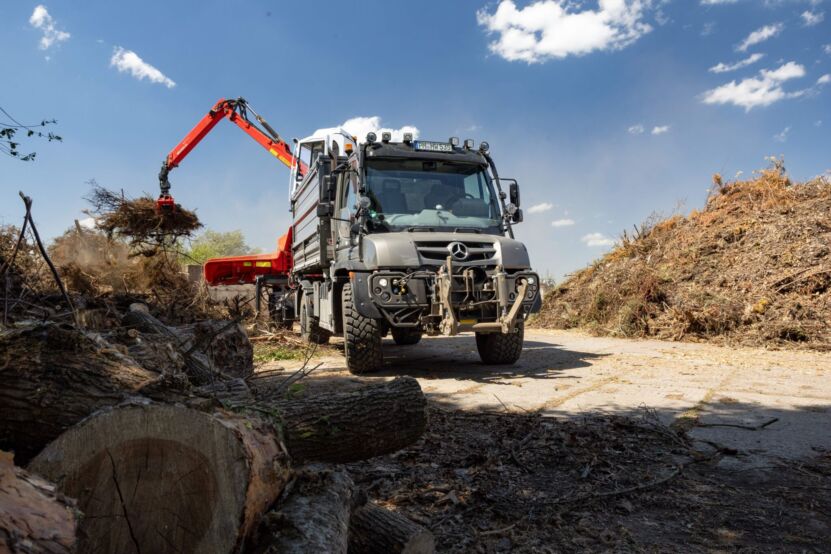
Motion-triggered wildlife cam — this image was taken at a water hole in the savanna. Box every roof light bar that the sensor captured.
[464,139,474,150]
[381,132,391,143]
[403,132,413,143]
[449,137,460,147]
[366,132,377,143]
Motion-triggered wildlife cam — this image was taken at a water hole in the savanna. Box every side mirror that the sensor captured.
[509,182,520,207]
[350,222,362,236]
[512,208,523,223]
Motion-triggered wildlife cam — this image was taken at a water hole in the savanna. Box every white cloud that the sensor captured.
[816,120,823,127]
[476,0,654,63]
[825,44,831,55]
[581,232,615,247]
[701,61,807,110]
[701,0,737,4]
[325,116,419,143]
[78,217,97,230]
[29,5,70,50]
[551,218,576,227]
[528,202,554,214]
[801,10,824,26]
[773,126,790,142]
[818,74,831,85]
[709,52,764,73]
[110,47,176,88]
[736,23,783,52]
[628,123,645,135]
[651,125,670,135]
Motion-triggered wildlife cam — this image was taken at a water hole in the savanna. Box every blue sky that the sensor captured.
[1,0,829,281]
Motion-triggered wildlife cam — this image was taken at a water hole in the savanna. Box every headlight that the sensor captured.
[378,278,388,287]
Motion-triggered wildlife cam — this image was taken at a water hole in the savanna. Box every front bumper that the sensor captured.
[357,260,541,335]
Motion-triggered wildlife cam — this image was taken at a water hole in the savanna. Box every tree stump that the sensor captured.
[0,451,78,554]
[275,377,428,463]
[30,401,290,554]
[348,502,435,554]
[0,323,158,463]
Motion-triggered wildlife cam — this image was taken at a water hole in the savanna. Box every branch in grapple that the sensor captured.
[85,185,202,251]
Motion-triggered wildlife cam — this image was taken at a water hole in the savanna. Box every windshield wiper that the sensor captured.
[406,227,435,232]
[454,227,482,234]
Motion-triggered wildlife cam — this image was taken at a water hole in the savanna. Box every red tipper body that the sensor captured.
[203,228,293,286]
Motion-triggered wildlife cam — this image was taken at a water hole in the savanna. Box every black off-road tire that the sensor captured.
[300,299,330,345]
[391,328,422,345]
[342,283,383,374]
[475,322,524,365]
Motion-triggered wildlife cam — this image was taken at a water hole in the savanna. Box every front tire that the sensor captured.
[391,328,422,345]
[342,283,383,374]
[475,321,524,365]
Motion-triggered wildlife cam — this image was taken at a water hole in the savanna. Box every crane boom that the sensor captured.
[156,97,307,209]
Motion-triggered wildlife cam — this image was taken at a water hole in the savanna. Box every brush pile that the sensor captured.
[536,162,831,350]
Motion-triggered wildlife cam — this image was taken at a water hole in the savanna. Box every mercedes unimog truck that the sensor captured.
[289,130,541,374]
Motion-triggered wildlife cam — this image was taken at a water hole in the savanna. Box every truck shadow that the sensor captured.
[366,335,608,383]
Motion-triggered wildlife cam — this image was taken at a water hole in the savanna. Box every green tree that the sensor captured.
[1,106,62,161]
[184,229,256,264]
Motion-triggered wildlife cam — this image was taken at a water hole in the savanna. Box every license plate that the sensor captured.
[414,141,453,152]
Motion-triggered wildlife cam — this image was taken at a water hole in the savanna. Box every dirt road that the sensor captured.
[280,328,831,469]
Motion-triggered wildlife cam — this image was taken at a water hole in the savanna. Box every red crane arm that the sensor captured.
[157,97,307,208]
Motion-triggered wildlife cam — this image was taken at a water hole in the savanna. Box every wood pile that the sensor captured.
[0,309,434,553]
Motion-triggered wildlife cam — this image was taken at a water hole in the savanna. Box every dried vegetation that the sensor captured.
[349,407,831,552]
[0,186,253,329]
[536,162,831,350]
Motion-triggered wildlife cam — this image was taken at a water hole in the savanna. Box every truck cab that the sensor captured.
[290,132,541,373]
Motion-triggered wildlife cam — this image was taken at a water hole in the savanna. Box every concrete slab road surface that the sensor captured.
[279,328,831,469]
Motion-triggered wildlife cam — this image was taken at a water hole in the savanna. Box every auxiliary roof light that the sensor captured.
[479,141,489,153]
[366,132,377,143]
[464,139,474,150]
[449,137,460,147]
[403,132,413,143]
[381,132,392,143]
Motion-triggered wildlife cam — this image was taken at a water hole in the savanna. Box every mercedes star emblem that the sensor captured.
[448,242,469,260]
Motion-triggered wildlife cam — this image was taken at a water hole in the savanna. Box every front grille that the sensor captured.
[414,240,497,263]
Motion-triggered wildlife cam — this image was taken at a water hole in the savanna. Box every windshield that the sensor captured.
[364,160,501,231]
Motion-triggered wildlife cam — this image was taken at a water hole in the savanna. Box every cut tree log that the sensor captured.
[175,320,254,380]
[251,465,355,554]
[121,309,254,382]
[0,450,78,554]
[0,323,158,463]
[30,401,290,554]
[348,502,435,554]
[121,309,218,384]
[274,377,428,463]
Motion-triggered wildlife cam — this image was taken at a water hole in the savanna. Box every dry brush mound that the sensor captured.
[536,165,831,350]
